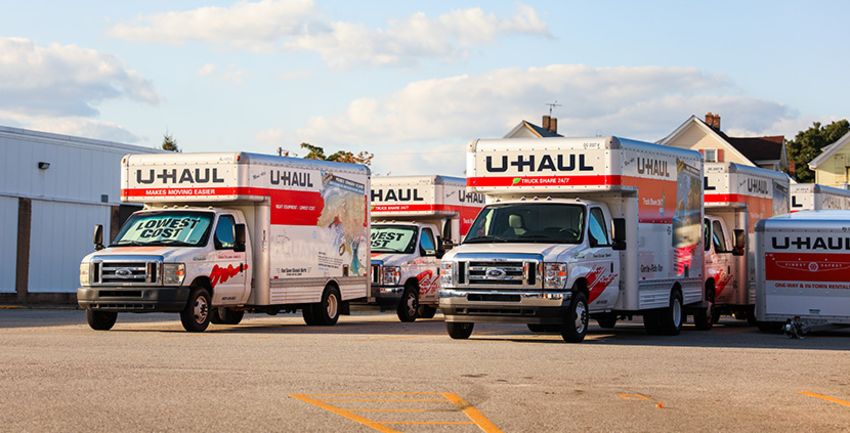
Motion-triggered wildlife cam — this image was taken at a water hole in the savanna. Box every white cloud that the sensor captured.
[108,1,549,67]
[197,63,216,76]
[0,37,159,117]
[293,64,804,175]
[108,0,316,51]
[0,110,141,143]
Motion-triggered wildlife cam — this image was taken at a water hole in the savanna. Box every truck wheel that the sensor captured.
[693,290,715,331]
[397,286,419,322]
[314,286,341,326]
[657,289,683,335]
[745,305,758,326]
[643,311,661,334]
[209,311,224,324]
[180,287,211,333]
[302,305,319,326]
[596,314,617,329]
[86,309,117,331]
[446,322,474,339]
[418,305,437,319]
[561,291,589,343]
[218,308,244,325]
[711,308,721,324]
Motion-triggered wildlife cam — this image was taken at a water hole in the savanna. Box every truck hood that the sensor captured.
[445,242,583,262]
[370,252,416,267]
[82,246,203,262]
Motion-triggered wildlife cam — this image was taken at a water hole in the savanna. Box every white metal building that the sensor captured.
[0,126,161,301]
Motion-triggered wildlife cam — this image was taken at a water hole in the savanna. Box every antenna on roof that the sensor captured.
[545,100,562,116]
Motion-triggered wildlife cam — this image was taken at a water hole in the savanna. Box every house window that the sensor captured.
[704,149,717,162]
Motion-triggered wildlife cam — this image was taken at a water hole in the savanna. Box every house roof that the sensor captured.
[504,120,563,138]
[809,130,850,168]
[658,115,785,164]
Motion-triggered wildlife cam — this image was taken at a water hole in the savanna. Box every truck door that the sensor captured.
[209,213,250,305]
[705,217,734,301]
[586,207,620,310]
[416,227,441,304]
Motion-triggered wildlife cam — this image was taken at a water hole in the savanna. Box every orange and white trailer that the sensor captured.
[703,162,790,324]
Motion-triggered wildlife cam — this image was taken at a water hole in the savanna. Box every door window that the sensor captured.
[419,228,437,256]
[214,215,236,250]
[703,219,711,251]
[711,220,728,253]
[588,208,610,247]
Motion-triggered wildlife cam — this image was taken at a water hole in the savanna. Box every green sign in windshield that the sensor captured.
[371,225,417,254]
[113,211,213,247]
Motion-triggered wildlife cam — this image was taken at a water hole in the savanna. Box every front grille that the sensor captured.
[465,261,536,287]
[99,262,157,285]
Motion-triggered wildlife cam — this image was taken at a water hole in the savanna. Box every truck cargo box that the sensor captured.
[789,183,850,212]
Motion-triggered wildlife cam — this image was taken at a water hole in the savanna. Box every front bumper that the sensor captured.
[77,286,190,312]
[439,288,570,324]
[373,285,404,305]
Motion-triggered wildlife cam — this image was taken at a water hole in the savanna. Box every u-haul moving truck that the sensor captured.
[755,210,850,330]
[370,176,484,322]
[789,183,850,212]
[77,153,370,332]
[439,136,707,342]
[703,162,790,325]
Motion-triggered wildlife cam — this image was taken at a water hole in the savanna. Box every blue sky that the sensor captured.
[1,0,848,175]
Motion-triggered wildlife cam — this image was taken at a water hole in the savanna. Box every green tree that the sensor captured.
[786,120,849,182]
[161,132,179,152]
[299,142,373,165]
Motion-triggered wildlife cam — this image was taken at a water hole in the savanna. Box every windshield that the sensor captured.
[112,211,214,247]
[371,225,418,254]
[463,203,585,244]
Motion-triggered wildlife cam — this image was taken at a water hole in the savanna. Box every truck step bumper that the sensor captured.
[439,289,569,324]
[77,286,190,312]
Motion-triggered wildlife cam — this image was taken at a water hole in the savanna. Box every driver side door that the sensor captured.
[585,207,619,310]
[208,214,248,305]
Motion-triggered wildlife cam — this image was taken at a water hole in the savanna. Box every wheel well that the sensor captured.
[404,278,419,289]
[671,282,682,297]
[191,276,213,296]
[573,278,589,297]
[704,279,716,300]
[324,280,340,295]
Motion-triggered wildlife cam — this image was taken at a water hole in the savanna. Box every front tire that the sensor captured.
[447,322,474,339]
[657,289,683,335]
[86,309,117,331]
[596,313,617,329]
[418,305,437,319]
[561,292,589,343]
[180,287,211,333]
[693,288,715,331]
[397,286,419,323]
[217,308,244,325]
[313,285,341,326]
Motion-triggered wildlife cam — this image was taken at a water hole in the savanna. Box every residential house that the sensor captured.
[504,115,562,138]
[807,130,850,188]
[658,113,788,172]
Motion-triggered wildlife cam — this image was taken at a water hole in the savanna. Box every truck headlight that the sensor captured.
[440,262,454,286]
[163,263,186,286]
[79,263,91,286]
[543,263,568,289]
[381,266,400,286]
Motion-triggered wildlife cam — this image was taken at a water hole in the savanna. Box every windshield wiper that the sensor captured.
[463,235,509,243]
[112,241,148,247]
[157,239,195,246]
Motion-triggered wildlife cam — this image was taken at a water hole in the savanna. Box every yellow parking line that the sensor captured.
[326,398,447,403]
[289,393,403,433]
[801,391,850,408]
[617,392,651,401]
[311,392,438,397]
[381,421,475,425]
[353,409,429,413]
[442,392,505,433]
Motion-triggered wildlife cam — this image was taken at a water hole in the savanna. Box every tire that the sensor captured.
[418,305,437,319]
[86,309,117,331]
[596,314,617,329]
[313,285,342,326]
[643,311,661,334]
[397,285,419,323]
[447,322,474,339]
[711,308,721,324]
[302,305,319,326]
[757,321,783,333]
[733,311,747,321]
[180,287,212,333]
[657,289,684,336]
[209,310,224,324]
[693,288,715,331]
[745,305,758,327]
[561,291,589,343]
[218,308,244,325]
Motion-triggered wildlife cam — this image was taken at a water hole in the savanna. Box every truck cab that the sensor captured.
[78,205,253,331]
[703,215,744,318]
[371,221,445,321]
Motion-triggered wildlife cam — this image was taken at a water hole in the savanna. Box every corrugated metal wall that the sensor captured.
[0,196,18,293]
[28,201,111,293]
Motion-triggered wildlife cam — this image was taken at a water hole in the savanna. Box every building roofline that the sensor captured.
[809,130,850,169]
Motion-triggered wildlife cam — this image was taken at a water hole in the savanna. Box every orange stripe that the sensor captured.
[381,421,475,425]
[801,391,850,408]
[289,394,402,433]
[441,392,505,433]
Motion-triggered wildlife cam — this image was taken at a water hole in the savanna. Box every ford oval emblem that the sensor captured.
[115,268,133,279]
[486,268,507,279]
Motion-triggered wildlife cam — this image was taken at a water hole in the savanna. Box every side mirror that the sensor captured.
[93,224,104,251]
[612,218,626,251]
[234,224,247,253]
[732,229,746,256]
[442,239,455,251]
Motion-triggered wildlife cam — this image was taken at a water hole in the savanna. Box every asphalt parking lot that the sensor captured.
[1,308,848,433]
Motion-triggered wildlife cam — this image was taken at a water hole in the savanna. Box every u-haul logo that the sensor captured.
[635,157,669,177]
[136,168,224,185]
[772,236,850,250]
[371,188,424,202]
[457,191,485,204]
[270,170,313,187]
[485,154,594,173]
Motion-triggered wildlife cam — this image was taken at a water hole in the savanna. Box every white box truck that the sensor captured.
[789,183,850,212]
[370,175,485,322]
[77,152,371,332]
[755,210,850,331]
[439,136,707,342]
[703,162,790,325]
